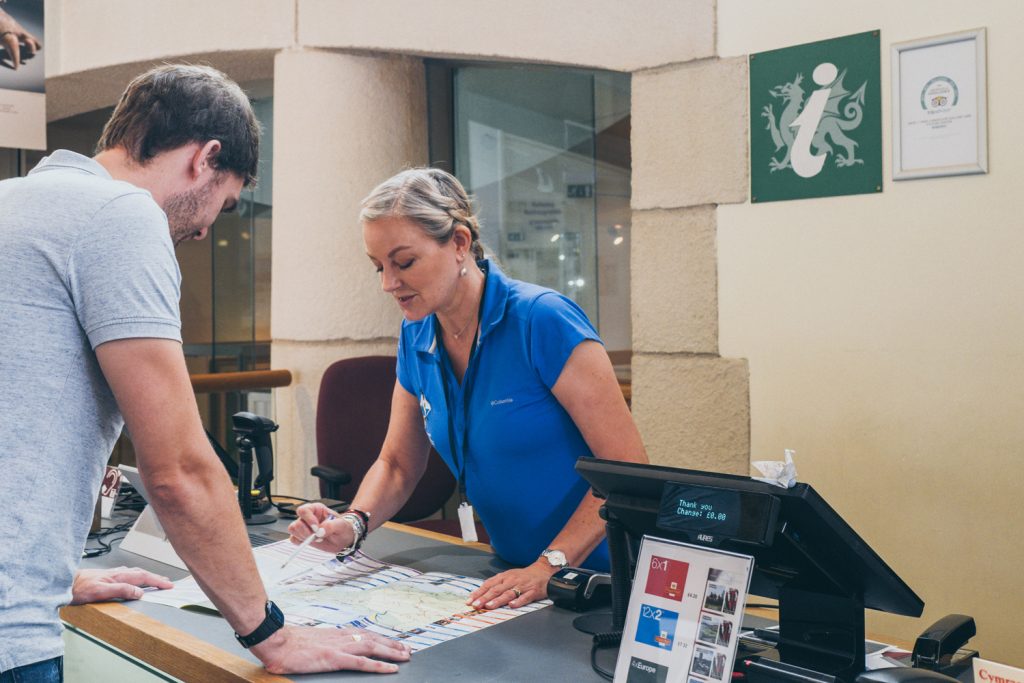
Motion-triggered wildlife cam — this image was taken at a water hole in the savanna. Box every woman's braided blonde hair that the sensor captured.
[359,168,485,260]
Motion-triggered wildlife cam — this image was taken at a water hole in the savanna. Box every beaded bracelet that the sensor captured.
[335,511,368,559]
[347,508,371,531]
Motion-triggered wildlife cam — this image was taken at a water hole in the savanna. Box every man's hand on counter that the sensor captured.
[251,626,412,675]
[70,566,174,604]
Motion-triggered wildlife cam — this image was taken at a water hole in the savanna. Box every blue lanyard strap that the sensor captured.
[435,275,487,504]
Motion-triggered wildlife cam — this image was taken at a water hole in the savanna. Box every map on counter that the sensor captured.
[142,540,550,651]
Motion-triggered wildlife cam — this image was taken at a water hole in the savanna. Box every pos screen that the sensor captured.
[656,483,778,546]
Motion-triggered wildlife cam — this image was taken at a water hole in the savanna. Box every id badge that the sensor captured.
[458,502,479,543]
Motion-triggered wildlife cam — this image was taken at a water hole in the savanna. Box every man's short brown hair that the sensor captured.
[97,64,260,186]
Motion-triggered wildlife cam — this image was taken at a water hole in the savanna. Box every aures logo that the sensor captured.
[697,533,715,544]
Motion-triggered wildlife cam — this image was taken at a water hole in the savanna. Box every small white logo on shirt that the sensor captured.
[490,398,514,406]
[419,394,431,418]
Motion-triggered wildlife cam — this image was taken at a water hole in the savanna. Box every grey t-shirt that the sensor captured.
[0,150,181,671]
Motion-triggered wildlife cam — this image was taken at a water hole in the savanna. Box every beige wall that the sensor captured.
[718,0,1023,663]
[270,49,428,497]
[43,0,713,76]
[43,0,286,121]
[298,0,714,71]
[629,55,752,474]
[44,0,293,75]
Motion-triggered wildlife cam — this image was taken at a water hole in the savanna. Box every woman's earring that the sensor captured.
[460,266,468,277]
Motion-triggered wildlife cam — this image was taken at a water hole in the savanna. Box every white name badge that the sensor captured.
[458,502,479,543]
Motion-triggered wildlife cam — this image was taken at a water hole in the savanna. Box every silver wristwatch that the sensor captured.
[541,548,568,568]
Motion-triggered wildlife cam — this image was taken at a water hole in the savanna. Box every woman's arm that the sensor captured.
[289,381,433,551]
[468,340,647,609]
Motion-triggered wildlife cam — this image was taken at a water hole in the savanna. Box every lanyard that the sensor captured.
[435,276,487,505]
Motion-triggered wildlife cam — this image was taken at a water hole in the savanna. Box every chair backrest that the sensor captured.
[315,355,456,522]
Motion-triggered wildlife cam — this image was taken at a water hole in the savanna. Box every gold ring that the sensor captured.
[351,633,362,643]
[511,587,522,599]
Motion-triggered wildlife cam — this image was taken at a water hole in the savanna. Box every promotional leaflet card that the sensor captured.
[613,536,754,683]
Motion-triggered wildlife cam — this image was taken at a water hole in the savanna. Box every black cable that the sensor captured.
[262,492,313,515]
[745,602,779,610]
[82,520,136,558]
[268,494,318,517]
[114,486,146,513]
[590,631,621,681]
[272,494,312,502]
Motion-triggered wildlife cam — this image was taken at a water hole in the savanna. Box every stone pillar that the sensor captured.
[270,49,428,497]
[630,57,751,473]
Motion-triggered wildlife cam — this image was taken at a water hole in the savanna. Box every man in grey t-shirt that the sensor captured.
[0,65,410,681]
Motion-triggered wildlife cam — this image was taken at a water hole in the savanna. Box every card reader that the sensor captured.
[547,567,611,611]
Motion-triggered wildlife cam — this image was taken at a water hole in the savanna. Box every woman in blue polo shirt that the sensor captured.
[291,168,647,610]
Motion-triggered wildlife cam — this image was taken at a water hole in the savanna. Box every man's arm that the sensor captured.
[96,338,410,674]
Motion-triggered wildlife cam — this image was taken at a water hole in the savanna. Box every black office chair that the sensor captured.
[311,355,488,541]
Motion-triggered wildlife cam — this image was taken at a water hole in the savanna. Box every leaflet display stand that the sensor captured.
[613,536,754,683]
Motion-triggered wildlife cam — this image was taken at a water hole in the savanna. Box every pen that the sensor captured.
[280,517,333,569]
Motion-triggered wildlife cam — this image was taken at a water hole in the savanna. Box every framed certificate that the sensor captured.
[891,28,987,180]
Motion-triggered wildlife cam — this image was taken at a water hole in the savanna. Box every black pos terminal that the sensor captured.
[576,459,977,683]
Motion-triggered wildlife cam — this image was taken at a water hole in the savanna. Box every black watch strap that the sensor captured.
[234,600,285,649]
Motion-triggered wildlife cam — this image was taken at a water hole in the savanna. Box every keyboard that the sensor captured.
[248,530,288,547]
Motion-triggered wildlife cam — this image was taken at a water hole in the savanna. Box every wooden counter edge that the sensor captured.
[58,524,487,681]
[380,521,493,552]
[60,602,288,683]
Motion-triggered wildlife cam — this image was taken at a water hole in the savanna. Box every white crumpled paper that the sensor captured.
[751,449,798,488]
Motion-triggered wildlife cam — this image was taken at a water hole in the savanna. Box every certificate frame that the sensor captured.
[891,27,987,180]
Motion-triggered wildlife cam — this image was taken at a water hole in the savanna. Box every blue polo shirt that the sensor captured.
[396,260,609,570]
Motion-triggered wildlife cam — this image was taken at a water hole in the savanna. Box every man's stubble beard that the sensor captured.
[166,178,216,246]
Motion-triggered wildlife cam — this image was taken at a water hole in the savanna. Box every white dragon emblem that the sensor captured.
[761,68,867,173]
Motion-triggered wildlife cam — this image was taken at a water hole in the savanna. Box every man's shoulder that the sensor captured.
[27,152,153,208]
[51,171,156,213]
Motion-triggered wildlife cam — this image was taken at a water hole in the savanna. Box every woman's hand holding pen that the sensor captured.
[287,502,355,555]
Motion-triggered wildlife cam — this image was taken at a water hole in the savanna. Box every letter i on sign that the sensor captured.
[790,62,838,178]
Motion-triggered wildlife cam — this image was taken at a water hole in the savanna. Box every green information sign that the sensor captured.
[750,30,882,203]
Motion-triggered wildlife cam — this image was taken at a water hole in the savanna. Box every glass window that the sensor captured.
[178,96,273,376]
[429,63,632,353]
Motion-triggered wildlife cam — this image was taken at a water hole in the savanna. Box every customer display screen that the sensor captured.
[656,484,778,547]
